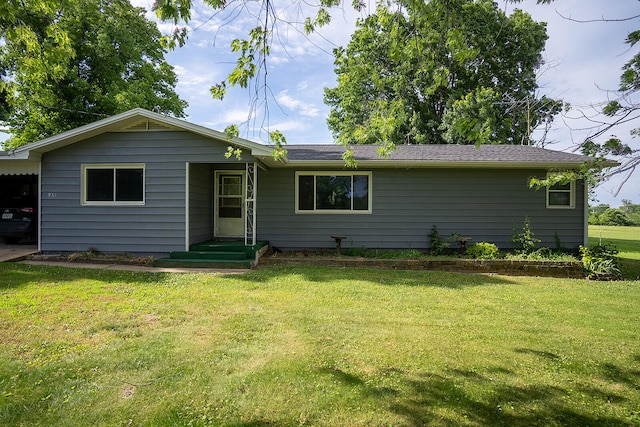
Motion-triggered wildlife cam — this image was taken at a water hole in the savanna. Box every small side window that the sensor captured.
[547,181,574,209]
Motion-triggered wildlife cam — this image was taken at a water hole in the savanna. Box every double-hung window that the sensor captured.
[296,172,371,213]
[82,164,145,206]
[546,181,574,209]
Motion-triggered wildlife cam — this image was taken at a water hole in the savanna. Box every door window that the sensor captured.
[218,175,243,218]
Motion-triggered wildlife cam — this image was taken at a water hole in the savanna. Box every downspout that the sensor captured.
[583,179,588,247]
[38,162,42,252]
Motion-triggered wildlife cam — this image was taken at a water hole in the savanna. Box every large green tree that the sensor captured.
[1,0,72,124]
[1,0,187,148]
[323,0,563,155]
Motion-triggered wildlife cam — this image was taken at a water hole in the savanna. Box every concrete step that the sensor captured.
[169,251,247,261]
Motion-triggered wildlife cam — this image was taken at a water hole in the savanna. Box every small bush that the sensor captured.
[342,246,368,257]
[523,247,566,261]
[506,247,578,261]
[579,244,621,279]
[466,242,500,259]
[511,217,541,255]
[428,225,449,255]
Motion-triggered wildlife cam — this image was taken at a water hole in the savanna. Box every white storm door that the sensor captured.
[215,171,245,238]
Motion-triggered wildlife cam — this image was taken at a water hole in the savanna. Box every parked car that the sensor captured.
[0,197,36,244]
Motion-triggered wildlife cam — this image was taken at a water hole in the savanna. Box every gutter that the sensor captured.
[259,159,604,169]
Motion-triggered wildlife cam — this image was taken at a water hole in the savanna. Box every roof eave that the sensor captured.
[0,150,31,160]
[268,159,599,169]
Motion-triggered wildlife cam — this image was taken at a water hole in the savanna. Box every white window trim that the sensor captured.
[295,171,372,214]
[546,178,575,209]
[81,164,146,206]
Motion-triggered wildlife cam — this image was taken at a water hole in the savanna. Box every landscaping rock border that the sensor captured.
[259,256,585,278]
[24,252,585,278]
[29,253,154,266]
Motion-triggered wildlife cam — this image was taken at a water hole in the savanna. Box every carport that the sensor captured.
[0,155,39,246]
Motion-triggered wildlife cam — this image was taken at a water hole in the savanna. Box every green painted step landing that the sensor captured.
[153,240,269,269]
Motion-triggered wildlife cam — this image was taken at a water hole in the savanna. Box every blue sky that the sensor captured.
[3,0,639,205]
[135,0,639,205]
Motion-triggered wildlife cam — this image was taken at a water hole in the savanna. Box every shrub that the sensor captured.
[505,247,578,261]
[342,246,368,257]
[428,225,449,255]
[579,244,621,279]
[466,242,500,259]
[524,247,570,261]
[511,217,541,255]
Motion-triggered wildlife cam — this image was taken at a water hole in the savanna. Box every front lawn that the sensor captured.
[1,263,639,426]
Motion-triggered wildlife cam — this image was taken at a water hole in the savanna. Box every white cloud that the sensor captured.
[223,108,253,123]
[269,56,291,66]
[266,119,307,133]
[276,91,320,117]
[172,64,219,96]
[129,0,153,11]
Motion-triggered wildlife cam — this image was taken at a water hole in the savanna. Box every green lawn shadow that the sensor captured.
[311,354,638,426]
[0,262,178,290]
[236,265,519,289]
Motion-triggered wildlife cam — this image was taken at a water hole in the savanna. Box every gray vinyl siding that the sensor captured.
[40,131,254,255]
[256,168,586,251]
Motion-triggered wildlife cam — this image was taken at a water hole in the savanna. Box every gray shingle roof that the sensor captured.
[283,144,593,164]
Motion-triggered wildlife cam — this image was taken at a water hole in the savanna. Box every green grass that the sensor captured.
[1,263,639,426]
[589,225,640,279]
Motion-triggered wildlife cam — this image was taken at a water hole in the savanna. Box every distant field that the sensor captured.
[588,225,640,279]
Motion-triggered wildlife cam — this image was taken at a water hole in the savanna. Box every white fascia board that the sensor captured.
[12,109,148,155]
[11,108,274,158]
[139,111,274,157]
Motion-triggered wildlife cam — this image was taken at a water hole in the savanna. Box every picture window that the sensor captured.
[82,165,145,205]
[296,172,371,214]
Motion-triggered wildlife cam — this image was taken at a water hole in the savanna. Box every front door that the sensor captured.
[214,171,245,238]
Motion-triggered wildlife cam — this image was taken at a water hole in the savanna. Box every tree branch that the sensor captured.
[556,10,640,24]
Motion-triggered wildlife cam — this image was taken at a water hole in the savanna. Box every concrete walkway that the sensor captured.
[0,244,39,262]
[1,243,246,274]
